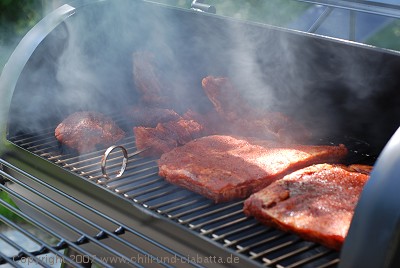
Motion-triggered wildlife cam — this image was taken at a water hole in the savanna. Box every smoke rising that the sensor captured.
[6,0,400,153]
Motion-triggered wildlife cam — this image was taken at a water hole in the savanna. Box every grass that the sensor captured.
[0,190,24,222]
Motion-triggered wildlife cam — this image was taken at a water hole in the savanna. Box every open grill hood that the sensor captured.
[1,0,400,267]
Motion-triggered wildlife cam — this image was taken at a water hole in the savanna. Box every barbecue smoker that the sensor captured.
[1,0,400,267]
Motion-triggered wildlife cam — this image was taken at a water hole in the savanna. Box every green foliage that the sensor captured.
[366,20,400,52]
[0,0,42,45]
[0,191,24,222]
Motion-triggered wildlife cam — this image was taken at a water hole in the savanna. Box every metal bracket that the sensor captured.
[191,0,216,14]
[0,162,9,185]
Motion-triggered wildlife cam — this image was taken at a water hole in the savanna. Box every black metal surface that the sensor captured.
[340,126,400,268]
[6,127,377,268]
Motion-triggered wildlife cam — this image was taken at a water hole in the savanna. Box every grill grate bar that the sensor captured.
[249,237,302,259]
[54,152,100,165]
[123,182,172,199]
[56,151,103,166]
[203,216,252,236]
[0,252,21,268]
[263,244,317,266]
[96,163,158,184]
[0,231,53,268]
[110,171,160,191]
[0,205,89,268]
[151,191,199,211]
[0,159,201,268]
[135,186,189,204]
[96,161,158,183]
[191,210,245,230]
[223,227,272,248]
[316,258,340,268]
[0,182,144,268]
[61,157,102,170]
[26,142,59,155]
[236,231,288,254]
[163,198,211,217]
[156,195,208,214]
[212,221,261,242]
[9,128,56,144]
[178,201,243,224]
[277,249,333,268]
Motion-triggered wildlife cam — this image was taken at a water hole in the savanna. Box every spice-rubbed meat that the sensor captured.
[182,109,226,135]
[55,111,125,154]
[243,164,370,250]
[201,76,311,143]
[125,105,181,128]
[158,135,348,203]
[134,119,205,157]
[347,164,373,175]
[132,51,172,107]
[201,76,252,122]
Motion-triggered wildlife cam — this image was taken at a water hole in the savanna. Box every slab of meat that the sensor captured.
[201,76,312,143]
[134,119,205,157]
[182,109,226,135]
[243,163,370,250]
[201,76,252,122]
[55,111,125,154]
[346,164,373,175]
[132,51,172,107]
[125,105,181,128]
[158,135,348,203]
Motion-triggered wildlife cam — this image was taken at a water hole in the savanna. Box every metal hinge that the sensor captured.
[191,0,216,14]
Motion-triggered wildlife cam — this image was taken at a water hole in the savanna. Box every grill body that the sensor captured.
[1,0,400,267]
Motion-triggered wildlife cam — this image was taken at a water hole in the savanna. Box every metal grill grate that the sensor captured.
[6,129,375,268]
[0,158,204,268]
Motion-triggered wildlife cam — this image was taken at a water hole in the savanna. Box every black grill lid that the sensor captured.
[340,126,400,268]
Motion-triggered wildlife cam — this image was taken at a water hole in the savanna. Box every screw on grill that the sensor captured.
[100,145,148,180]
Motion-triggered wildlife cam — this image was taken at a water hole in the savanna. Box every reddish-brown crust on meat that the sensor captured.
[125,105,181,128]
[158,135,348,202]
[201,76,252,122]
[134,119,205,157]
[55,111,125,154]
[346,164,373,175]
[243,164,370,250]
[133,51,171,106]
[182,109,226,135]
[201,76,312,143]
